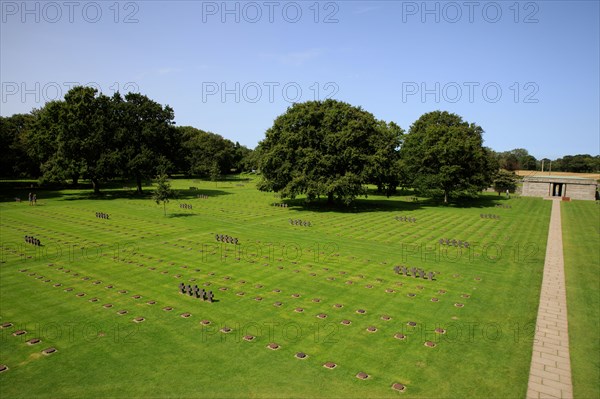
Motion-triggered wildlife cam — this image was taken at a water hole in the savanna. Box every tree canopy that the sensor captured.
[152,174,174,216]
[3,86,255,191]
[492,169,519,195]
[2,85,596,205]
[257,99,403,205]
[399,110,494,203]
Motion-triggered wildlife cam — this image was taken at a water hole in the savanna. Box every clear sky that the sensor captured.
[1,0,599,159]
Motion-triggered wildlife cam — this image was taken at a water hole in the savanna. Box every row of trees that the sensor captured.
[1,88,596,204]
[548,154,600,173]
[493,148,599,173]
[0,86,254,193]
[258,101,499,204]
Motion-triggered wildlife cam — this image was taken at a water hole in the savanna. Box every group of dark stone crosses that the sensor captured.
[95,212,109,219]
[179,282,214,302]
[439,238,470,248]
[289,219,311,227]
[394,265,435,280]
[480,213,500,219]
[215,234,239,245]
[24,235,42,246]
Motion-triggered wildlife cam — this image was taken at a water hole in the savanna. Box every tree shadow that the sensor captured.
[283,192,511,213]
[0,180,235,203]
[166,213,198,218]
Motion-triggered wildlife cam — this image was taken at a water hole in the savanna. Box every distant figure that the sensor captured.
[506,189,510,199]
[33,193,37,205]
[28,192,32,205]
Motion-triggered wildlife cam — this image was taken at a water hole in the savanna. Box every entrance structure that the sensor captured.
[522,175,598,200]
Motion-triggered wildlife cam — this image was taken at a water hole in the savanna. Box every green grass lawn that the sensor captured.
[561,200,600,399]
[0,178,552,397]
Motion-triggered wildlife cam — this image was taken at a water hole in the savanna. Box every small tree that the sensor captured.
[210,161,221,187]
[152,174,173,216]
[492,170,518,195]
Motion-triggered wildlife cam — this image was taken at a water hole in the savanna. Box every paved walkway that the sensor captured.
[526,199,573,398]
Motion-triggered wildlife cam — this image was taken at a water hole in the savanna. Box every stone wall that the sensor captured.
[564,183,597,200]
[522,181,550,197]
[522,177,597,200]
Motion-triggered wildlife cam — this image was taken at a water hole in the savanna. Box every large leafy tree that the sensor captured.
[27,87,117,192]
[0,113,36,177]
[61,87,118,192]
[115,93,176,193]
[400,110,494,204]
[365,120,404,197]
[257,99,401,205]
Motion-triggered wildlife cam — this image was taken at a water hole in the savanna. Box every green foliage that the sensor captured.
[495,148,537,171]
[493,169,519,194]
[209,161,221,186]
[258,99,402,205]
[152,174,174,216]
[400,110,494,203]
[0,113,36,177]
[115,92,177,193]
[552,154,600,173]
[179,126,234,176]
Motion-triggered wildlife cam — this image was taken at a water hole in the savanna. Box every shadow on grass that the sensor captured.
[166,213,198,218]
[0,180,234,203]
[283,193,511,213]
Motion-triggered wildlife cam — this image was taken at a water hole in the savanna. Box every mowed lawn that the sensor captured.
[562,201,600,399]
[0,178,552,398]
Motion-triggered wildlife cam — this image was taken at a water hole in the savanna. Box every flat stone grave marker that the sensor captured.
[42,347,57,355]
[391,383,406,392]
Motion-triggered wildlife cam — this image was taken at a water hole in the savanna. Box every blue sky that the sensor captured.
[1,0,599,159]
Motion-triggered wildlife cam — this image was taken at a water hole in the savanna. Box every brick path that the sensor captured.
[526,199,573,398]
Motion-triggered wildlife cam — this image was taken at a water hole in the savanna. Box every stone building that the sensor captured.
[522,175,598,200]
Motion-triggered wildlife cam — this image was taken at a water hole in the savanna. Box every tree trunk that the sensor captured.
[72,174,79,186]
[136,176,143,194]
[163,202,166,216]
[327,192,334,205]
[91,178,100,194]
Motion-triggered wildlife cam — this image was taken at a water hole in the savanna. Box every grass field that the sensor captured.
[0,177,555,397]
[562,201,600,399]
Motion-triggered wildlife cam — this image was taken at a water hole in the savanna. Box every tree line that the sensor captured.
[492,148,599,173]
[0,86,255,193]
[1,88,597,203]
